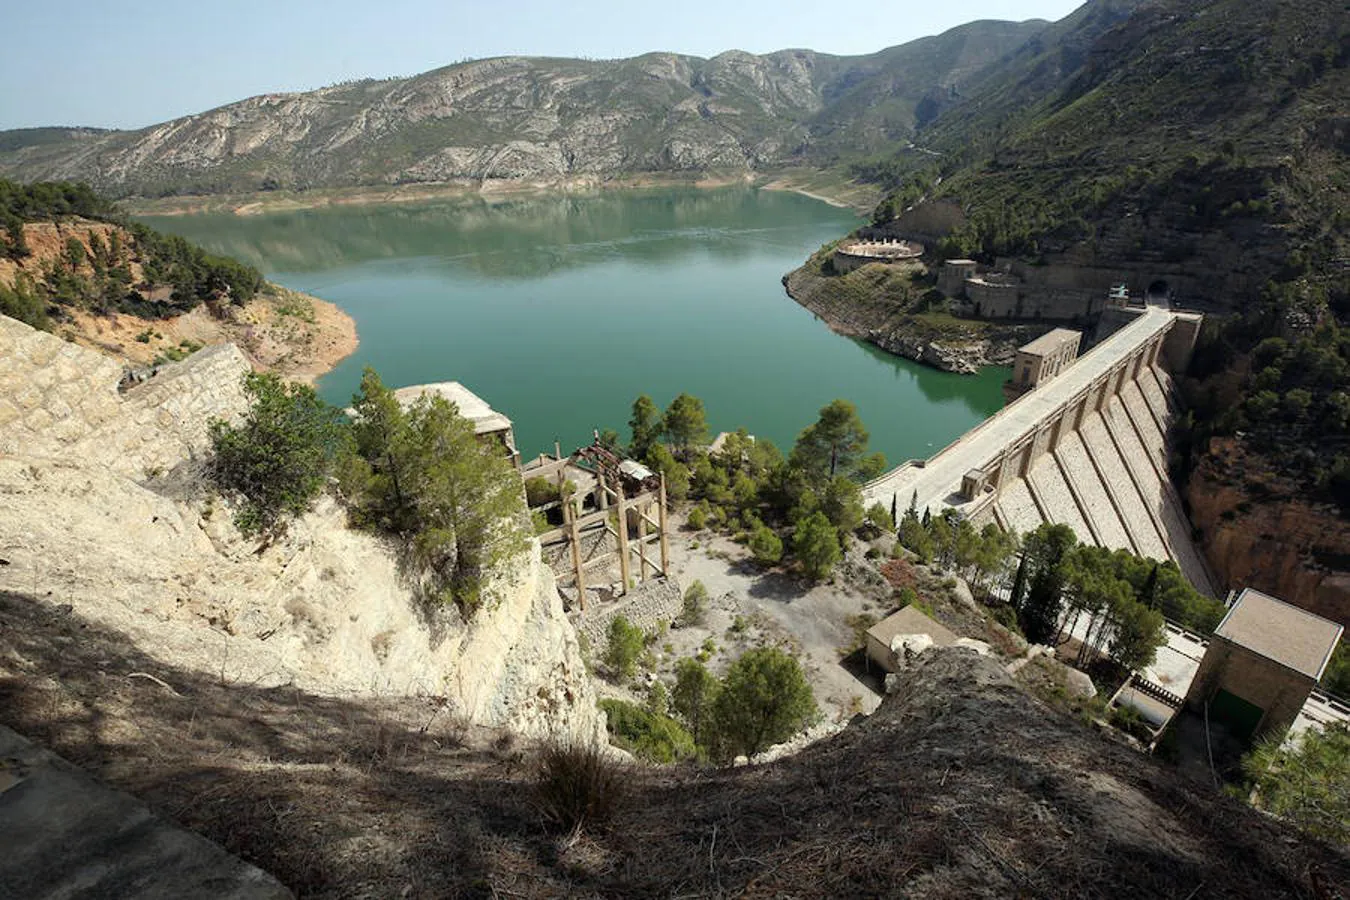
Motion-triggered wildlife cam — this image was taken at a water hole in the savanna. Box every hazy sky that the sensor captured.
[0,0,1083,131]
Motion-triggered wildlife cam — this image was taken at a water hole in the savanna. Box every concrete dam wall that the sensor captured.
[864,307,1218,597]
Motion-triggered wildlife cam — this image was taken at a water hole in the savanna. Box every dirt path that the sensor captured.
[662,523,890,722]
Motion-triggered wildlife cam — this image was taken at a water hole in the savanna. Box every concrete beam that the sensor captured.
[0,726,291,900]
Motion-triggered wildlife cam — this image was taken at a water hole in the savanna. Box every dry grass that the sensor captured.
[533,742,630,834]
[2,589,1345,898]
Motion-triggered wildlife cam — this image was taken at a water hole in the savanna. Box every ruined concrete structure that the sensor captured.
[831,238,923,274]
[1184,589,1343,742]
[864,306,1216,595]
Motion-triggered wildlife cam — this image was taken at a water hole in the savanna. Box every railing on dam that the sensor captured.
[863,307,1181,512]
[865,305,1217,595]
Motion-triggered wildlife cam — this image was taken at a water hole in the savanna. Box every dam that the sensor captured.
[863,304,1219,596]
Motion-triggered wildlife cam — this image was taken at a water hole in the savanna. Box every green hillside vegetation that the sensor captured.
[0,178,264,328]
[849,0,1350,512]
[869,0,1348,265]
[624,392,885,582]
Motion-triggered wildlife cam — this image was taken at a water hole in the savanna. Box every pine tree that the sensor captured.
[628,394,662,459]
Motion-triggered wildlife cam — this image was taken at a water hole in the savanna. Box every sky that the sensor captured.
[0,0,1084,131]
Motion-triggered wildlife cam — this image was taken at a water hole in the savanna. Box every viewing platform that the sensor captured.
[832,238,924,273]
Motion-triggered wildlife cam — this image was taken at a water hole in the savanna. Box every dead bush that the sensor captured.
[533,741,628,834]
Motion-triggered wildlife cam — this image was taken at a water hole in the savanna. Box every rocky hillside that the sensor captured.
[872,0,1348,312]
[0,21,1044,197]
[0,313,602,743]
[0,179,356,381]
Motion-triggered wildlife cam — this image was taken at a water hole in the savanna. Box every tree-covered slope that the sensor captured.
[873,0,1348,283]
[859,0,1350,612]
[0,21,1044,197]
[0,179,263,328]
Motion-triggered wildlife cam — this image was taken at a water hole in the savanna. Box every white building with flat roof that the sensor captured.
[390,382,520,468]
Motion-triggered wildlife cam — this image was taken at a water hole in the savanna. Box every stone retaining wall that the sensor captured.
[0,314,250,477]
[575,576,683,647]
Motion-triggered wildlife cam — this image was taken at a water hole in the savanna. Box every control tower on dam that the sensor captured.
[864,305,1218,596]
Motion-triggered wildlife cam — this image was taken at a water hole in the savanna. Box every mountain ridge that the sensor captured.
[0,20,1047,197]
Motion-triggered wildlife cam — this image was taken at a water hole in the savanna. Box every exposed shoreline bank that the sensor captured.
[782,260,1040,376]
[123,169,881,218]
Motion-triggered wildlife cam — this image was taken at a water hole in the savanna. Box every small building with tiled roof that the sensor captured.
[1184,589,1343,742]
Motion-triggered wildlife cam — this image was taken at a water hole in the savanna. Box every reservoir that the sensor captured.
[142,188,1006,464]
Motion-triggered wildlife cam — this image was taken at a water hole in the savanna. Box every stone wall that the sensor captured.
[0,315,249,477]
[575,576,683,648]
[0,315,124,457]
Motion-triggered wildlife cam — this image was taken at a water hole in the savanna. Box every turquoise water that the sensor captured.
[141,188,1007,464]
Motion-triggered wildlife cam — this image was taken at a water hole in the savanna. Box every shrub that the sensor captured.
[598,698,695,764]
[672,658,721,747]
[686,503,708,530]
[864,502,894,534]
[524,476,560,507]
[748,523,784,564]
[0,276,48,331]
[681,580,708,626]
[533,741,628,833]
[1243,722,1350,844]
[208,372,348,537]
[712,647,817,760]
[604,615,645,679]
[793,511,840,580]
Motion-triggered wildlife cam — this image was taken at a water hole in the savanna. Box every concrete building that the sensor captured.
[938,259,978,296]
[1003,329,1082,404]
[865,605,958,673]
[1184,589,1344,742]
[391,382,520,468]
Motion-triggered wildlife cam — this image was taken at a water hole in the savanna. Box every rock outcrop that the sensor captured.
[0,313,602,743]
[1187,437,1350,627]
[783,261,1045,374]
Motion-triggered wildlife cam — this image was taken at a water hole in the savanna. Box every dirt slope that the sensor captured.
[1,593,1342,899]
[1,220,356,384]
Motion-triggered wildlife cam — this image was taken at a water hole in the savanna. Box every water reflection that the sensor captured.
[141,188,836,279]
[848,339,1008,415]
[144,188,1009,463]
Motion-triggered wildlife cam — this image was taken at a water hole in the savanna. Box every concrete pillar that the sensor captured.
[658,474,670,574]
[1162,314,1203,374]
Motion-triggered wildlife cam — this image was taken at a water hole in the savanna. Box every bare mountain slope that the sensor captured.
[0,21,1045,197]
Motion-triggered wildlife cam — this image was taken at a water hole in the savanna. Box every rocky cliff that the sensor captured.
[1187,437,1350,627]
[0,313,602,742]
[0,21,1044,197]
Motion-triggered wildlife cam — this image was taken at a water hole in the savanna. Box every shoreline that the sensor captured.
[124,169,880,218]
[56,284,357,387]
[782,260,1037,376]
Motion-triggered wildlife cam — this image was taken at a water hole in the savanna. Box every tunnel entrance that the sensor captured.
[1146,280,1170,304]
